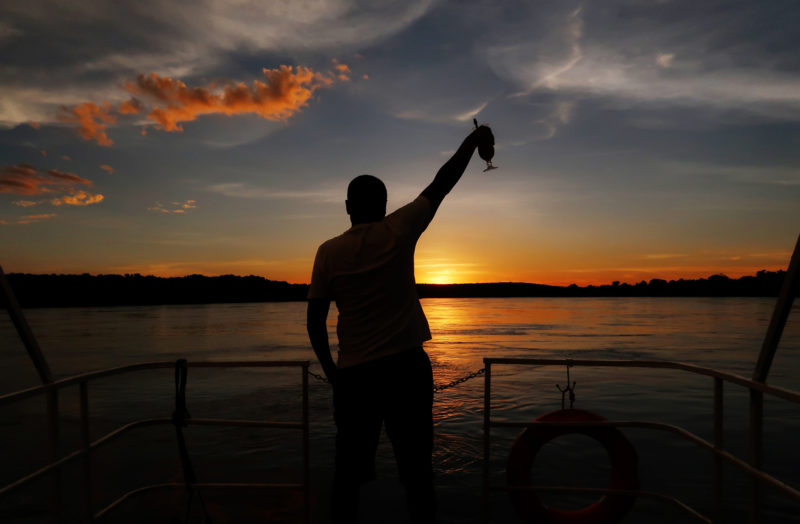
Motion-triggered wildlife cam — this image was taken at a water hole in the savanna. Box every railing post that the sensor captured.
[80,380,93,522]
[0,265,53,384]
[752,233,800,384]
[302,363,309,524]
[482,360,491,524]
[713,377,723,523]
[748,389,763,523]
[46,389,61,524]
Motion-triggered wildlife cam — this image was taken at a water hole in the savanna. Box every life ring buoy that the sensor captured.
[506,409,639,524]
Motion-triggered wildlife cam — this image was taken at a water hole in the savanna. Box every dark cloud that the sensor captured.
[0,1,433,126]
[0,163,92,195]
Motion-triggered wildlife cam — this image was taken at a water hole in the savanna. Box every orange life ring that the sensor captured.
[506,409,639,524]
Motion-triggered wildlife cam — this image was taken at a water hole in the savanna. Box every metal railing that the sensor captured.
[481,357,800,523]
[0,359,311,523]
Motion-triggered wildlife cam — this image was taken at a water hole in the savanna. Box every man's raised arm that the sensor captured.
[420,125,494,215]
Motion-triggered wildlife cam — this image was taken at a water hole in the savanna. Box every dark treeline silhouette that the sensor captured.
[2,270,791,308]
[4,273,307,308]
[418,270,789,299]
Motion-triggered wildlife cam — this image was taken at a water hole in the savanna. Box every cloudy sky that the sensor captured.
[1,0,798,285]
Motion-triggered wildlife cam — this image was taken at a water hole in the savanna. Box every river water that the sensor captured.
[1,298,799,523]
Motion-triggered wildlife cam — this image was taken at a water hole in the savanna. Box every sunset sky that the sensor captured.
[1,1,799,285]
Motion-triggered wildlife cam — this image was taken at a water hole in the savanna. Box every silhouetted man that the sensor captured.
[307,125,494,523]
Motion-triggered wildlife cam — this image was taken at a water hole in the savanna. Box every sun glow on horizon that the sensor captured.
[419,268,458,285]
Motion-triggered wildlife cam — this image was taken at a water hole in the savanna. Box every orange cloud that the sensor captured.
[61,102,117,146]
[62,155,72,161]
[333,63,351,81]
[0,163,37,192]
[40,149,47,157]
[0,164,91,195]
[17,213,56,224]
[148,199,197,214]
[99,164,114,174]
[126,65,342,132]
[118,97,143,114]
[51,190,104,206]
[46,168,92,185]
[28,121,41,129]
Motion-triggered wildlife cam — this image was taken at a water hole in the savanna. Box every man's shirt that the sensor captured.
[308,196,434,368]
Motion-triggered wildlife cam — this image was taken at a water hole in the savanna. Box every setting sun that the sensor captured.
[422,270,457,285]
[418,266,461,284]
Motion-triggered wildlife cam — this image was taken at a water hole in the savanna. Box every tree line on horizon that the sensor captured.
[0,270,791,308]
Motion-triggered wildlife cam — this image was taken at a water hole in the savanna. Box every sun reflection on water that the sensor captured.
[1,298,797,522]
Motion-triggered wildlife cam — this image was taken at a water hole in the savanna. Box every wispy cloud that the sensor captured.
[12,199,41,207]
[148,200,197,214]
[394,99,492,124]
[207,182,341,203]
[487,4,800,120]
[537,61,800,117]
[99,164,114,174]
[490,6,585,97]
[0,1,432,127]
[643,253,687,260]
[531,7,584,91]
[667,161,800,186]
[108,257,310,277]
[656,53,675,68]
[452,101,489,122]
[415,259,480,270]
[197,1,435,54]
[0,164,92,195]
[16,213,57,224]
[537,100,576,141]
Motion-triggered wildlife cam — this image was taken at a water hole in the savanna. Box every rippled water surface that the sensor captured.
[1,298,799,522]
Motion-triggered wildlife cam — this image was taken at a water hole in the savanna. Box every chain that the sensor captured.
[308,370,329,383]
[308,367,486,393]
[556,361,577,409]
[433,367,486,393]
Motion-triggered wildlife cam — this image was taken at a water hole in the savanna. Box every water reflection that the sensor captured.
[1,298,798,522]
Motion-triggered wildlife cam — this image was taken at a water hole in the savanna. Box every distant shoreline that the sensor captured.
[2,271,791,308]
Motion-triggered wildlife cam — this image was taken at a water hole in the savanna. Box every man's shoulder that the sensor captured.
[388,195,430,216]
[385,195,432,236]
[317,228,355,254]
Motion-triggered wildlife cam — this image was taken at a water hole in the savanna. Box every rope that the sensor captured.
[172,359,213,524]
[308,366,487,393]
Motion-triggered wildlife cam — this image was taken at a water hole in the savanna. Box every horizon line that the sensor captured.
[6,269,783,289]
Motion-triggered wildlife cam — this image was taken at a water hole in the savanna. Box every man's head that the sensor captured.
[346,174,387,224]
